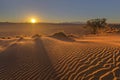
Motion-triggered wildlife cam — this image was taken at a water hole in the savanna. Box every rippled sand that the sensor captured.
[0,35,120,80]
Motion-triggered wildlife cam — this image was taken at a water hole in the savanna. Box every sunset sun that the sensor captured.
[31,18,36,23]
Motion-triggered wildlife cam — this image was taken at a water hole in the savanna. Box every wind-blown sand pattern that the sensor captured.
[0,35,120,80]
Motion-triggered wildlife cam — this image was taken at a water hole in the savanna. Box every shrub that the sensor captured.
[32,34,41,38]
[1,37,6,39]
[87,18,107,34]
[52,32,67,38]
[51,32,75,41]
[7,37,11,39]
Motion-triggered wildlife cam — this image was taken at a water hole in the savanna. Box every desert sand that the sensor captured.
[0,34,119,80]
[0,24,120,80]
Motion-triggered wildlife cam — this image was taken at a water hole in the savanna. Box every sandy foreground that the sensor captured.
[0,35,120,80]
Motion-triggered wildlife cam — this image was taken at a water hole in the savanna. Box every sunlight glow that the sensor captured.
[31,18,36,23]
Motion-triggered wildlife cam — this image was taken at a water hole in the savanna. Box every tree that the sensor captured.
[87,18,107,34]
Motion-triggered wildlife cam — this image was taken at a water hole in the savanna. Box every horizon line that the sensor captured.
[0,22,120,24]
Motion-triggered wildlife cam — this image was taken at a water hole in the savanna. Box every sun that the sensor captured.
[31,18,36,23]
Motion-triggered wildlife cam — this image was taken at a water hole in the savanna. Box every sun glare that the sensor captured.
[31,18,36,23]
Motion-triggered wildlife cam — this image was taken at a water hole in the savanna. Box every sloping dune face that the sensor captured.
[0,36,120,80]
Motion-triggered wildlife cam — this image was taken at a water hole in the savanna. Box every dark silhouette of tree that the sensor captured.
[87,18,107,34]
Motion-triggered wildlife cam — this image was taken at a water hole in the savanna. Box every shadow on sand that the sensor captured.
[0,37,58,79]
[0,43,18,66]
[33,37,58,79]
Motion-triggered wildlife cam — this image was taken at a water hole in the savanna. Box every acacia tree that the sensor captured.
[87,18,107,34]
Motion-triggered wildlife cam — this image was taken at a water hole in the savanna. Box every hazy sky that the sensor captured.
[0,0,120,23]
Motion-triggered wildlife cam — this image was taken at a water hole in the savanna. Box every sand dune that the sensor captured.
[50,32,75,42]
[0,35,120,80]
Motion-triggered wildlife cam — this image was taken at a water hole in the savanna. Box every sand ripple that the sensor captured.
[0,36,119,80]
